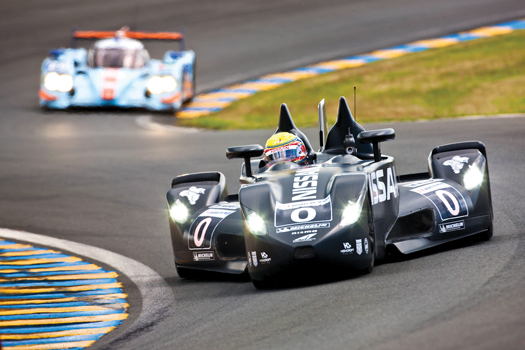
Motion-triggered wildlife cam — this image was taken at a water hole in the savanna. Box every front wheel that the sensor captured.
[477,224,493,242]
[175,264,199,279]
[252,277,276,290]
[358,253,374,275]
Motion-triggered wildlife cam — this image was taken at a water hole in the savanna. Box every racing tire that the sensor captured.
[476,224,493,242]
[175,265,198,280]
[184,62,196,104]
[358,253,374,275]
[252,278,275,290]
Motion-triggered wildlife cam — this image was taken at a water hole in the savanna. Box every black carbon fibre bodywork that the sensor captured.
[166,97,493,286]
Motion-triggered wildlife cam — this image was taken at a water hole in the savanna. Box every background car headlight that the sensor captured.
[169,199,189,224]
[463,165,484,190]
[147,76,177,94]
[246,211,267,236]
[44,72,73,92]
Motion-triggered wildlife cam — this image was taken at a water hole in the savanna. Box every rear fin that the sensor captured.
[277,103,296,132]
[274,103,314,156]
[324,97,373,156]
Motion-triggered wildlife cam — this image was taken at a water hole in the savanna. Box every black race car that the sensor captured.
[166,97,493,288]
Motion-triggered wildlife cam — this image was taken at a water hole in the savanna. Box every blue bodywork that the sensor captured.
[40,48,195,112]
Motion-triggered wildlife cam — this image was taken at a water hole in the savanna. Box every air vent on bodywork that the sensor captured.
[216,233,246,259]
[388,208,434,242]
[295,246,315,259]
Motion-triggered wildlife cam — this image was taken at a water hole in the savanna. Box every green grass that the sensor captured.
[178,30,525,130]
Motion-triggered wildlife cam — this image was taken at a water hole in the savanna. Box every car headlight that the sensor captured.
[246,211,267,236]
[147,76,177,94]
[340,189,366,227]
[463,165,484,190]
[169,199,189,224]
[44,72,73,92]
[340,201,363,227]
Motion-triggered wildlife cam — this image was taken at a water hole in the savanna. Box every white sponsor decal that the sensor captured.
[439,220,465,233]
[292,233,317,243]
[291,229,317,236]
[199,209,235,219]
[356,239,363,255]
[369,167,398,205]
[276,223,330,233]
[259,252,271,264]
[340,242,354,255]
[292,167,321,201]
[364,238,369,254]
[193,251,214,261]
[247,252,252,267]
[443,156,469,174]
[402,179,443,188]
[210,203,240,210]
[275,195,332,227]
[411,183,469,221]
[251,251,258,267]
[180,186,206,205]
[410,181,451,194]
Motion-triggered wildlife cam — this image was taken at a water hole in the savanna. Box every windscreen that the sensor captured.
[92,48,146,69]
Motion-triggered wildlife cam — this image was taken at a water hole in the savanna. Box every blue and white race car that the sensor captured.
[39,27,195,112]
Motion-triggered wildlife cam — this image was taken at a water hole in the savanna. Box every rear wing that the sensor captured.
[71,27,185,50]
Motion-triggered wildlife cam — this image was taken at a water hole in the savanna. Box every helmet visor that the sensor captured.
[264,143,306,165]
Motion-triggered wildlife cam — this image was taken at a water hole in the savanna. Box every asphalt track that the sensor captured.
[1,1,525,349]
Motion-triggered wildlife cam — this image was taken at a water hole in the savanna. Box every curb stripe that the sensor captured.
[4,340,95,350]
[0,238,128,349]
[0,299,127,309]
[177,17,525,119]
[0,289,124,300]
[0,320,123,334]
[0,313,128,326]
[2,327,115,339]
[0,282,123,294]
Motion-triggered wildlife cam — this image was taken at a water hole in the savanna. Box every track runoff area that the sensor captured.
[178,18,525,119]
[1,16,525,350]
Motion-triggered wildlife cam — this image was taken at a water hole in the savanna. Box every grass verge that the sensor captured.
[178,30,525,130]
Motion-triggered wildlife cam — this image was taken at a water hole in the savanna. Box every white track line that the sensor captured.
[0,228,173,343]
[136,116,199,133]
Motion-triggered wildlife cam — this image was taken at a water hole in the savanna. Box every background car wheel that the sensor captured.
[477,224,493,242]
[188,63,196,103]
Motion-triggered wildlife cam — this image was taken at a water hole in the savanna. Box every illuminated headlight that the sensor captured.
[44,72,73,92]
[340,189,366,227]
[147,76,177,94]
[340,200,363,227]
[246,211,267,236]
[169,199,189,224]
[463,165,484,190]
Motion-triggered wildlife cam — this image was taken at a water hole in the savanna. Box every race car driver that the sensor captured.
[263,132,310,166]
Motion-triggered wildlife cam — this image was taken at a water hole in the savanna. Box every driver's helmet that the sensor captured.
[264,132,308,165]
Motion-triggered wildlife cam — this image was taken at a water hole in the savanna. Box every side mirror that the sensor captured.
[226,144,264,177]
[357,128,395,162]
